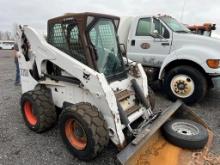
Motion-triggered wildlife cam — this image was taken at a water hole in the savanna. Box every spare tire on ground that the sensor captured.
[162,119,208,149]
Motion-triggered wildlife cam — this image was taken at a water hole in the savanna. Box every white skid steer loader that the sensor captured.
[16,13,214,164]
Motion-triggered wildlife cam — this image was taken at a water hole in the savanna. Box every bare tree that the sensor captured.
[5,31,12,40]
[0,31,3,40]
[12,23,18,41]
[0,30,15,41]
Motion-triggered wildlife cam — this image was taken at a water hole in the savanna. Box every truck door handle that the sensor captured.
[131,40,136,46]
[161,42,170,46]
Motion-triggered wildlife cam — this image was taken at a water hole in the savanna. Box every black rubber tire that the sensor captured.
[148,87,155,110]
[162,119,208,149]
[59,102,109,160]
[164,66,207,104]
[20,86,57,133]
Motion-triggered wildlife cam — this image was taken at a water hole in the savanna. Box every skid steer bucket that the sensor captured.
[117,100,214,165]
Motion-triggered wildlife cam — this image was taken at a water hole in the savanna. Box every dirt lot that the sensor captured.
[0,50,219,165]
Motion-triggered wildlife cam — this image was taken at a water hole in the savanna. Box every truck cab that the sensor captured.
[118,15,220,104]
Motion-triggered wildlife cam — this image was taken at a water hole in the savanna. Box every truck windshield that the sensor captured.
[160,16,191,33]
[89,19,125,77]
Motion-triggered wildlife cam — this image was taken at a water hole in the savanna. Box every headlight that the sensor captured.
[206,59,220,69]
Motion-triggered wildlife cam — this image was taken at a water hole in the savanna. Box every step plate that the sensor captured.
[115,90,134,101]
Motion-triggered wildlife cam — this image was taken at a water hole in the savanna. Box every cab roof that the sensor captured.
[48,12,120,24]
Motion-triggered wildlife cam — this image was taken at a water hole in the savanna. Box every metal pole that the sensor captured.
[180,0,186,22]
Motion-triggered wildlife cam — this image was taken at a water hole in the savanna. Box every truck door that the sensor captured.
[127,17,172,67]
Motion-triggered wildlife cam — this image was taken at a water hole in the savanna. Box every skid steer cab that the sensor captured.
[16,13,213,164]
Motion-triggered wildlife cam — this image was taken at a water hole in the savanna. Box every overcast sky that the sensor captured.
[1,0,220,34]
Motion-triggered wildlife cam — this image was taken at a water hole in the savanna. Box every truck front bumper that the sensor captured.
[211,76,220,89]
[209,73,220,89]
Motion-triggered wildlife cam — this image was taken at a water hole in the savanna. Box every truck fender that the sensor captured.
[158,52,178,79]
[158,46,218,79]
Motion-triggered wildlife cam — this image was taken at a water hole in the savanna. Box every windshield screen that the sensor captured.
[89,19,124,77]
[160,16,191,33]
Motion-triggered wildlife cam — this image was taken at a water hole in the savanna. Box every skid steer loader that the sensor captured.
[16,13,214,164]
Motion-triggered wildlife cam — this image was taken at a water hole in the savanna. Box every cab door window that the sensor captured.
[153,18,170,38]
[136,18,152,36]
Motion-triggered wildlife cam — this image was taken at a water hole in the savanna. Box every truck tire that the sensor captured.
[20,87,57,133]
[162,119,208,149]
[59,103,109,160]
[148,87,155,110]
[164,66,207,104]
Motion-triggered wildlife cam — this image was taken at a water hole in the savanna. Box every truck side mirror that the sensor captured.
[153,30,159,35]
[119,43,129,65]
[152,29,167,39]
[152,30,161,38]
[120,44,127,57]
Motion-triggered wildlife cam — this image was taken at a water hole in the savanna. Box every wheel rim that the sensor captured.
[171,122,199,136]
[65,119,87,151]
[23,101,37,125]
[170,74,195,98]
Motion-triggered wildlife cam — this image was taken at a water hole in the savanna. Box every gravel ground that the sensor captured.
[0,50,219,165]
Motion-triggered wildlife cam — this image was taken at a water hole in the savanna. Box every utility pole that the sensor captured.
[180,0,186,22]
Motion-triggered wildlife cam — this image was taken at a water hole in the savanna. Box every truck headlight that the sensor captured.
[207,59,220,69]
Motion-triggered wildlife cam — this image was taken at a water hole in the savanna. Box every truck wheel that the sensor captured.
[59,103,109,160]
[164,66,207,104]
[20,87,57,133]
[162,119,208,149]
[148,87,155,110]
